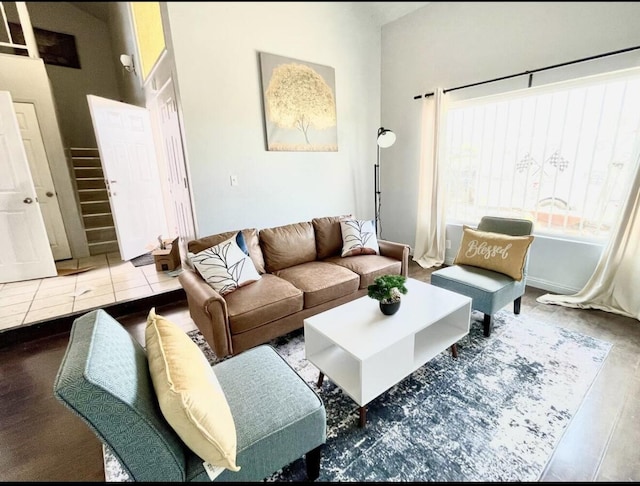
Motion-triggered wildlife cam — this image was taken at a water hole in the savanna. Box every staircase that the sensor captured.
[70,148,119,256]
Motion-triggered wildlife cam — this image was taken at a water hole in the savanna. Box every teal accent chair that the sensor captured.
[430,216,534,337]
[53,309,326,481]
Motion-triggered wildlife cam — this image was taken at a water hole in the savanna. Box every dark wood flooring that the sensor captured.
[1,261,638,481]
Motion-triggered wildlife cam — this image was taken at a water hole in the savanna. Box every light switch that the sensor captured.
[230,175,238,186]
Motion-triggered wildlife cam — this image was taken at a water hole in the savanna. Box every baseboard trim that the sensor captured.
[0,288,186,349]
[524,277,580,295]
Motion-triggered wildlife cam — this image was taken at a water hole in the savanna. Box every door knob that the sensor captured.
[46,191,54,197]
[23,197,33,204]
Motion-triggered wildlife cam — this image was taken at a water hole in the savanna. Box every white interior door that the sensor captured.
[87,95,168,261]
[13,102,72,261]
[0,91,57,283]
[153,76,196,257]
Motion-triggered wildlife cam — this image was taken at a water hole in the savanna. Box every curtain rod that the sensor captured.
[413,44,640,100]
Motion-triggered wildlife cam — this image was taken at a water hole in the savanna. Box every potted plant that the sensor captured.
[367,274,408,315]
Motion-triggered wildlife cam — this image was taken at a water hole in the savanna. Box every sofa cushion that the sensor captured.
[324,254,402,289]
[225,274,304,334]
[454,225,534,281]
[145,308,240,472]
[312,215,351,260]
[274,261,359,308]
[259,221,317,273]
[340,219,379,257]
[189,232,261,295]
[188,228,266,275]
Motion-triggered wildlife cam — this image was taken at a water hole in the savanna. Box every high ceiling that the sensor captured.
[363,2,430,25]
[69,2,430,26]
[69,1,109,21]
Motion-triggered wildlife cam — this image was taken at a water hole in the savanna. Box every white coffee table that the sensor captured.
[303,277,472,427]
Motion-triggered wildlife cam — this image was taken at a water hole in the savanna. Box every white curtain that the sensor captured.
[537,147,640,320]
[413,88,448,268]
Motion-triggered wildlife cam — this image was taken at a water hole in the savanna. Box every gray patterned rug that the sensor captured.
[129,252,154,267]
[104,310,611,482]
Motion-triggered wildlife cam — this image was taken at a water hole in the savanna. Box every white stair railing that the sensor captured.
[0,2,38,58]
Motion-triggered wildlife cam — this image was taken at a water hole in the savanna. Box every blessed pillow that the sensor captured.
[340,219,379,257]
[453,226,534,281]
[145,308,240,472]
[189,231,261,295]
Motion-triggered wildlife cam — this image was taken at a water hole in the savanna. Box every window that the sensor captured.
[130,2,165,83]
[442,68,640,241]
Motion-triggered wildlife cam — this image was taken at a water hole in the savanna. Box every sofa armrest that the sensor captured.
[178,268,233,358]
[378,239,410,277]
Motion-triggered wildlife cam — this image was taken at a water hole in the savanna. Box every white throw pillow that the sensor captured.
[189,232,261,295]
[340,219,379,257]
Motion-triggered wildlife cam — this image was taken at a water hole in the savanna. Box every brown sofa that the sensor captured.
[178,215,410,358]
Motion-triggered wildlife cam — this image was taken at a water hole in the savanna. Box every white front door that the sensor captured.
[0,91,57,283]
[87,95,168,261]
[153,76,196,258]
[13,102,72,261]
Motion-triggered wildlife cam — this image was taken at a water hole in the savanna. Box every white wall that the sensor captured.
[164,2,381,236]
[381,1,640,293]
[105,2,146,109]
[25,2,121,148]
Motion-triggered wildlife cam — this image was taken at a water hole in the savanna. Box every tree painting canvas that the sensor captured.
[259,52,338,151]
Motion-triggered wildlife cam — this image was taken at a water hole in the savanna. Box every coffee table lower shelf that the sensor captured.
[304,283,471,427]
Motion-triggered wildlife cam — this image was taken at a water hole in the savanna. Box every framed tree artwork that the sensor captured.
[259,52,338,151]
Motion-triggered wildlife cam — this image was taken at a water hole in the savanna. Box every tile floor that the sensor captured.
[0,252,182,332]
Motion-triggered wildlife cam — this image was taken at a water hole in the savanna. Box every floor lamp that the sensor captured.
[375,127,396,237]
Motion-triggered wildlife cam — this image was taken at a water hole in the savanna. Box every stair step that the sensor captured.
[72,157,102,168]
[76,178,106,190]
[85,226,117,243]
[80,201,111,214]
[83,213,115,229]
[74,167,104,178]
[88,240,119,256]
[78,189,109,202]
[70,147,100,157]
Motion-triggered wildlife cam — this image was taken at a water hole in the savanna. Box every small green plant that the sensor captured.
[367,274,408,304]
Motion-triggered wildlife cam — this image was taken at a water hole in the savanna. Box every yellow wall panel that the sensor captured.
[131,2,165,81]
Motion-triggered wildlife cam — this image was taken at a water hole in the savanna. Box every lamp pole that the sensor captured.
[375,127,395,238]
[375,141,381,237]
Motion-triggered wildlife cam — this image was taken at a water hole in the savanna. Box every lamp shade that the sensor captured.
[377,128,396,148]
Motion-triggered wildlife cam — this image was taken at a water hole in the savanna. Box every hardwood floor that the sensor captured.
[0,299,195,482]
[0,261,638,481]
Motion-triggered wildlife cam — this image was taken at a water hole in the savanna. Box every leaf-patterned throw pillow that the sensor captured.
[189,232,261,295]
[340,219,379,257]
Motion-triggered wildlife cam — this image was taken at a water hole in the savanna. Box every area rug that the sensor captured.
[103,310,611,482]
[129,252,154,267]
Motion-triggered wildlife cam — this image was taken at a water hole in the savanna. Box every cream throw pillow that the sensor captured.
[340,219,379,257]
[145,308,240,472]
[454,226,534,281]
[189,232,261,295]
